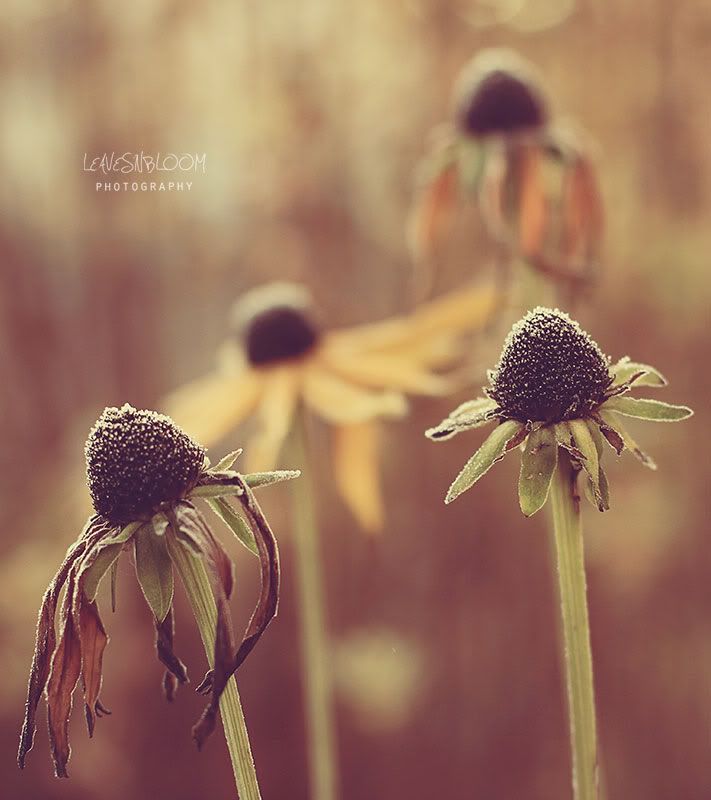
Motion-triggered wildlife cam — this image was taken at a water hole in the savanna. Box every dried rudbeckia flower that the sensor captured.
[409,49,604,298]
[426,307,692,799]
[19,404,295,786]
[165,280,497,532]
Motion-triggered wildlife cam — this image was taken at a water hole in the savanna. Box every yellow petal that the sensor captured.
[302,363,407,425]
[333,422,384,534]
[317,349,454,396]
[163,369,262,447]
[324,283,498,361]
[245,366,301,472]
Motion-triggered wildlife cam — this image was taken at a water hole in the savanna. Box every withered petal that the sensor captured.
[46,567,83,778]
[18,516,112,770]
[155,607,188,702]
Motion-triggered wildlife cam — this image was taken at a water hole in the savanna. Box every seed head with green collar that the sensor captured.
[427,307,693,513]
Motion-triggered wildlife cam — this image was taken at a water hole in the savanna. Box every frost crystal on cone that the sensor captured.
[454,56,548,137]
[86,404,205,524]
[488,307,612,423]
[233,283,320,366]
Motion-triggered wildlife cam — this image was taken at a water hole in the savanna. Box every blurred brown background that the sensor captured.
[1,1,710,798]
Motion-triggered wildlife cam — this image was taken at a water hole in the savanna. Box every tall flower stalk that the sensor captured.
[427,307,692,799]
[549,449,598,799]
[289,409,339,800]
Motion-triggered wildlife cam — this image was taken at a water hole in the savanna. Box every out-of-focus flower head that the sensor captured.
[165,280,498,532]
[18,404,294,777]
[426,308,692,512]
[409,49,604,300]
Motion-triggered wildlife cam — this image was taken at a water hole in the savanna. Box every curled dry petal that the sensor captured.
[18,516,111,770]
[155,607,188,702]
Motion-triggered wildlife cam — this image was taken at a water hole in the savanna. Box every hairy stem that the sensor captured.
[289,411,340,800]
[549,450,599,800]
[168,533,262,800]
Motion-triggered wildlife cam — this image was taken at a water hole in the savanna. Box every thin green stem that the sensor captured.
[168,532,262,800]
[549,450,599,800]
[289,411,340,800]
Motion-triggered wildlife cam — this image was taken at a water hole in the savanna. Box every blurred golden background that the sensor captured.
[1,1,710,798]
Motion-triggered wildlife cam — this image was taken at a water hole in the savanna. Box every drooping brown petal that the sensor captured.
[74,595,108,737]
[191,593,236,749]
[175,482,280,745]
[46,566,83,778]
[18,516,111,769]
[229,476,280,672]
[560,154,603,270]
[155,607,188,702]
[515,145,548,259]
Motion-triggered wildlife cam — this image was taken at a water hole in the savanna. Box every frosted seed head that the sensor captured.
[85,404,205,524]
[231,282,319,366]
[488,307,612,423]
[453,49,548,138]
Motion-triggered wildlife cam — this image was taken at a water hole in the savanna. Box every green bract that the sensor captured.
[426,307,693,514]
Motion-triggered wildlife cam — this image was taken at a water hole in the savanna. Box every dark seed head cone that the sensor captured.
[487,308,612,423]
[231,282,320,366]
[85,404,205,524]
[453,50,548,138]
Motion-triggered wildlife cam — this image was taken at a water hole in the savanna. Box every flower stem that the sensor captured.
[168,533,262,800]
[289,410,340,800]
[549,450,599,800]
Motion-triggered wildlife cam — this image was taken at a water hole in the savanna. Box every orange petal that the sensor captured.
[333,422,384,533]
[561,155,604,264]
[407,161,459,264]
[163,369,263,448]
[516,146,548,258]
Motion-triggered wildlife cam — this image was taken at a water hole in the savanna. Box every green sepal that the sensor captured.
[566,420,605,511]
[243,469,301,489]
[445,420,524,504]
[611,357,667,388]
[597,409,657,469]
[134,521,174,623]
[213,449,243,472]
[189,481,244,499]
[82,521,141,602]
[518,425,558,517]
[603,396,693,422]
[586,420,610,511]
[425,397,498,441]
[207,497,258,556]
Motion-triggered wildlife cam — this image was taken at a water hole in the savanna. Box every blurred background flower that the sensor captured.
[1,1,710,799]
